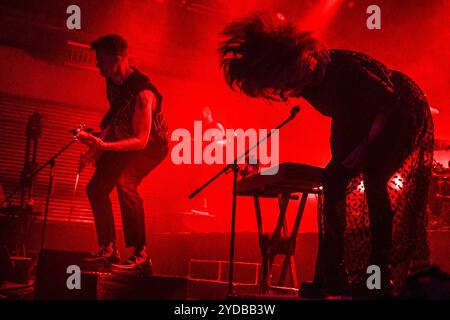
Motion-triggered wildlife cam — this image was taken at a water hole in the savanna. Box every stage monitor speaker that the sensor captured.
[34,249,95,300]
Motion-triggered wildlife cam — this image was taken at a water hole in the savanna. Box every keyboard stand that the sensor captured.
[250,191,309,294]
[236,162,324,295]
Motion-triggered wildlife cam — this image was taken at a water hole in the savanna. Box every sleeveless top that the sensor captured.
[100,68,168,147]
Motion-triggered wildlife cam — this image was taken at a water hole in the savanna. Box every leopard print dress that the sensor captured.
[304,50,434,290]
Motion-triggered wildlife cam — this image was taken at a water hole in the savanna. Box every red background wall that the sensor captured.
[0,0,448,239]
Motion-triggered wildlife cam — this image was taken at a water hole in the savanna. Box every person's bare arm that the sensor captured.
[364,111,389,146]
[78,90,153,151]
[341,61,397,169]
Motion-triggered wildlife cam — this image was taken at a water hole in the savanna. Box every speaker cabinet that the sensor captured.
[34,249,96,300]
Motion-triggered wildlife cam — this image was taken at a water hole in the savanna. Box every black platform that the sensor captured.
[33,249,189,300]
[96,272,188,300]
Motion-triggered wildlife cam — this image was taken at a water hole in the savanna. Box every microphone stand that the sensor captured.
[1,137,79,251]
[188,105,301,297]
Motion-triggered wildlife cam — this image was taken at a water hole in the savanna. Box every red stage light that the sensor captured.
[276,12,286,21]
[300,0,344,31]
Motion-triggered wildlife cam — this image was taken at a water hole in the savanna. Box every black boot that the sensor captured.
[325,263,350,297]
[300,263,349,299]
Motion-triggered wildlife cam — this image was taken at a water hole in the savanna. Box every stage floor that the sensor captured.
[1,231,449,300]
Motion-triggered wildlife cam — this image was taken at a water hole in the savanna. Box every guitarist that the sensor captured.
[77,34,168,274]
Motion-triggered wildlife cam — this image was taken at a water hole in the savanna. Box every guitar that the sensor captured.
[71,124,112,173]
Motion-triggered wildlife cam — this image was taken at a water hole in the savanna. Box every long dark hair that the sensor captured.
[218,13,330,100]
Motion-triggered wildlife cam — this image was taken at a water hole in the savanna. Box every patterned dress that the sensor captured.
[302,49,434,289]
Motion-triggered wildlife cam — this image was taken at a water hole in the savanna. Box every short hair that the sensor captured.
[218,13,330,100]
[91,34,128,56]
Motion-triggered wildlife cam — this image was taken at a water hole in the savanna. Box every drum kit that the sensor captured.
[429,138,450,230]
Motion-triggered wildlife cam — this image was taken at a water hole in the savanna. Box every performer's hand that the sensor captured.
[341,143,367,169]
[76,131,92,144]
[87,135,106,150]
[76,131,105,149]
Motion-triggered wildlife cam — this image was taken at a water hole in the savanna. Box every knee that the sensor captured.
[323,163,338,188]
[323,162,348,197]
[365,179,393,222]
[116,178,138,195]
[365,176,390,203]
[116,181,142,206]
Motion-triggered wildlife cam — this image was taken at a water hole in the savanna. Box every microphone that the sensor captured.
[290,105,300,118]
